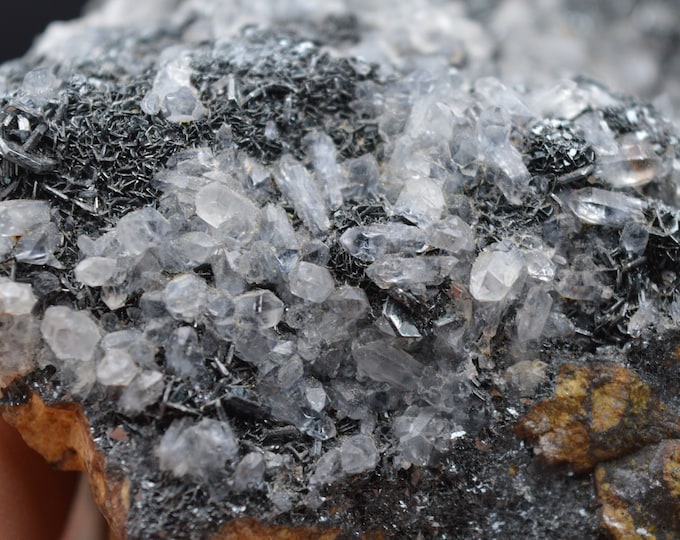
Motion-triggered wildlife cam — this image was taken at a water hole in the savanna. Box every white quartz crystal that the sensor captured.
[340,434,379,475]
[0,200,51,237]
[75,257,119,287]
[41,306,101,362]
[96,349,140,386]
[469,245,524,302]
[274,155,330,235]
[195,181,259,235]
[163,273,208,322]
[233,289,284,329]
[288,262,335,303]
[157,418,238,479]
[0,278,37,315]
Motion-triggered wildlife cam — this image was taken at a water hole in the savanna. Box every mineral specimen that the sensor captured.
[0,0,680,539]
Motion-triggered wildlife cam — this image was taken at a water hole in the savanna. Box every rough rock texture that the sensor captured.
[1,1,680,539]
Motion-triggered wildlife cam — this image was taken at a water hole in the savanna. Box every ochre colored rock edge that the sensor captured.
[0,392,357,540]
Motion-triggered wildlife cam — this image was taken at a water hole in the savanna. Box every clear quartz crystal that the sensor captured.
[620,221,649,255]
[274,155,330,235]
[14,223,63,267]
[166,326,203,377]
[515,286,553,345]
[141,50,205,122]
[564,187,646,227]
[340,434,379,475]
[469,245,524,302]
[304,132,344,209]
[0,278,37,315]
[96,349,140,386]
[163,273,208,322]
[0,200,51,237]
[424,215,475,253]
[288,262,335,303]
[40,306,101,362]
[195,182,259,233]
[233,289,285,329]
[339,223,429,263]
[117,207,172,256]
[232,452,266,493]
[394,176,446,224]
[366,256,457,289]
[75,257,119,287]
[353,341,424,390]
[119,370,164,414]
[156,418,239,479]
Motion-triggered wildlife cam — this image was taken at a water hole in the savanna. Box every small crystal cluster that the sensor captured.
[1,0,680,537]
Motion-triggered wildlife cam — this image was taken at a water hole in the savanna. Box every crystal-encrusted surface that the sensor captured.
[1,1,680,539]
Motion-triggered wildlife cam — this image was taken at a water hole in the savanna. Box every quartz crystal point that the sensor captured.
[564,187,646,227]
[0,200,50,237]
[40,306,101,362]
[0,278,37,316]
[157,418,239,479]
[288,261,335,303]
[339,223,429,263]
[353,341,424,390]
[469,245,524,302]
[274,155,330,235]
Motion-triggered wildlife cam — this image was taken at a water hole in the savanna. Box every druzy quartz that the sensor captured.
[0,0,680,539]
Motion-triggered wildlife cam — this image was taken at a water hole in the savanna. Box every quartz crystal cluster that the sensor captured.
[1,0,680,538]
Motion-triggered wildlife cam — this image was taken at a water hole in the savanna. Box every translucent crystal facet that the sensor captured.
[40,306,101,362]
[0,278,37,315]
[470,246,524,302]
[288,262,335,303]
[157,418,239,479]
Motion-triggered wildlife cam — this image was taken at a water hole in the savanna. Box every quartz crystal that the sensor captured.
[469,245,524,302]
[339,223,429,263]
[564,188,646,227]
[75,257,119,287]
[165,326,203,377]
[339,434,379,475]
[0,200,50,237]
[353,342,424,390]
[233,289,284,329]
[366,256,457,289]
[274,155,330,235]
[232,452,266,493]
[0,278,37,315]
[40,306,101,362]
[163,273,208,322]
[288,262,335,303]
[96,349,140,386]
[195,182,259,234]
[157,418,238,479]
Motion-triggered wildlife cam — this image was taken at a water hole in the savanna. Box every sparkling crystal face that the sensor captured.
[1,0,680,538]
